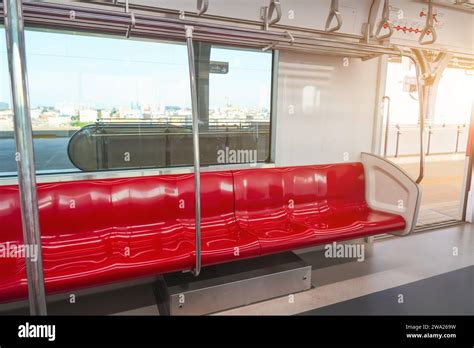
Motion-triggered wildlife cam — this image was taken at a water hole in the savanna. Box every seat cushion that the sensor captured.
[241,207,404,255]
[302,207,406,244]
[197,223,261,266]
[241,216,316,254]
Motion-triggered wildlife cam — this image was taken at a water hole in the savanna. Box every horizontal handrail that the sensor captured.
[0,1,404,59]
[90,131,269,137]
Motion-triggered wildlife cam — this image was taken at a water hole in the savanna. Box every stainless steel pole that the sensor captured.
[185,25,201,276]
[4,0,47,315]
[415,63,426,184]
[382,96,391,157]
[404,51,425,184]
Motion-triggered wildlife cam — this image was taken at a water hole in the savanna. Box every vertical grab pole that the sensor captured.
[185,26,201,277]
[415,61,426,184]
[382,96,391,157]
[4,0,47,315]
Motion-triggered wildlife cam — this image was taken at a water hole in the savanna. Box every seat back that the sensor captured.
[232,163,367,227]
[176,171,236,229]
[0,171,239,301]
[1,171,238,233]
[0,186,24,244]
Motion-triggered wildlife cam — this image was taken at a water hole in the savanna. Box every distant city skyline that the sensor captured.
[0,100,271,131]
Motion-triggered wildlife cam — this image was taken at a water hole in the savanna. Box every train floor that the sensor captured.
[218,223,474,315]
[1,222,473,316]
[300,266,473,315]
[389,154,466,226]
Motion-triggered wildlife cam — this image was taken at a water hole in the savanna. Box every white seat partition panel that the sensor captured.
[361,152,421,236]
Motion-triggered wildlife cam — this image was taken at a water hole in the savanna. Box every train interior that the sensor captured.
[0,0,473,318]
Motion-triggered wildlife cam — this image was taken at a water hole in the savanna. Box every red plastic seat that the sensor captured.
[0,163,405,303]
[0,178,192,302]
[151,172,260,267]
[0,172,260,303]
[232,164,405,255]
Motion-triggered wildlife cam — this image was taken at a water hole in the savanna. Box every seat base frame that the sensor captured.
[154,252,311,315]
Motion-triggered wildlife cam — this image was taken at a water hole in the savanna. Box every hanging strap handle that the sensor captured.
[325,0,342,32]
[261,0,282,30]
[375,0,393,40]
[419,0,437,45]
[197,0,208,16]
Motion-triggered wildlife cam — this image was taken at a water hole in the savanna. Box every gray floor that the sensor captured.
[218,223,474,315]
[300,265,474,315]
[1,223,473,316]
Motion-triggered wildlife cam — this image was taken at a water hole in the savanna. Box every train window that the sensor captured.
[206,45,272,166]
[0,28,15,176]
[0,29,273,176]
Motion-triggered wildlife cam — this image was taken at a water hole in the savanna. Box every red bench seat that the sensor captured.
[233,164,406,254]
[0,172,260,302]
[0,163,405,303]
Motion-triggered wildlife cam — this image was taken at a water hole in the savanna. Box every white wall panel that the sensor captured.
[274,51,380,166]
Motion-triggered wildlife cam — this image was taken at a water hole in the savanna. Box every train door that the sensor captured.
[381,55,473,229]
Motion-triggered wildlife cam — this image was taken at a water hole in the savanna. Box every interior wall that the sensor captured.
[274,51,381,166]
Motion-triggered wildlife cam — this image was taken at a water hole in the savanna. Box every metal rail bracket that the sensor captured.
[125,11,135,38]
[286,30,295,45]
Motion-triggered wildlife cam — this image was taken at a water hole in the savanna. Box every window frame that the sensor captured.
[0,26,277,183]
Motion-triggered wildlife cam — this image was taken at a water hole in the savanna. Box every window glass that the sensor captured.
[0,28,14,176]
[209,47,272,164]
[0,28,273,175]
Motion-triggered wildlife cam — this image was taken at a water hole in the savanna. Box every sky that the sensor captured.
[0,28,272,110]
